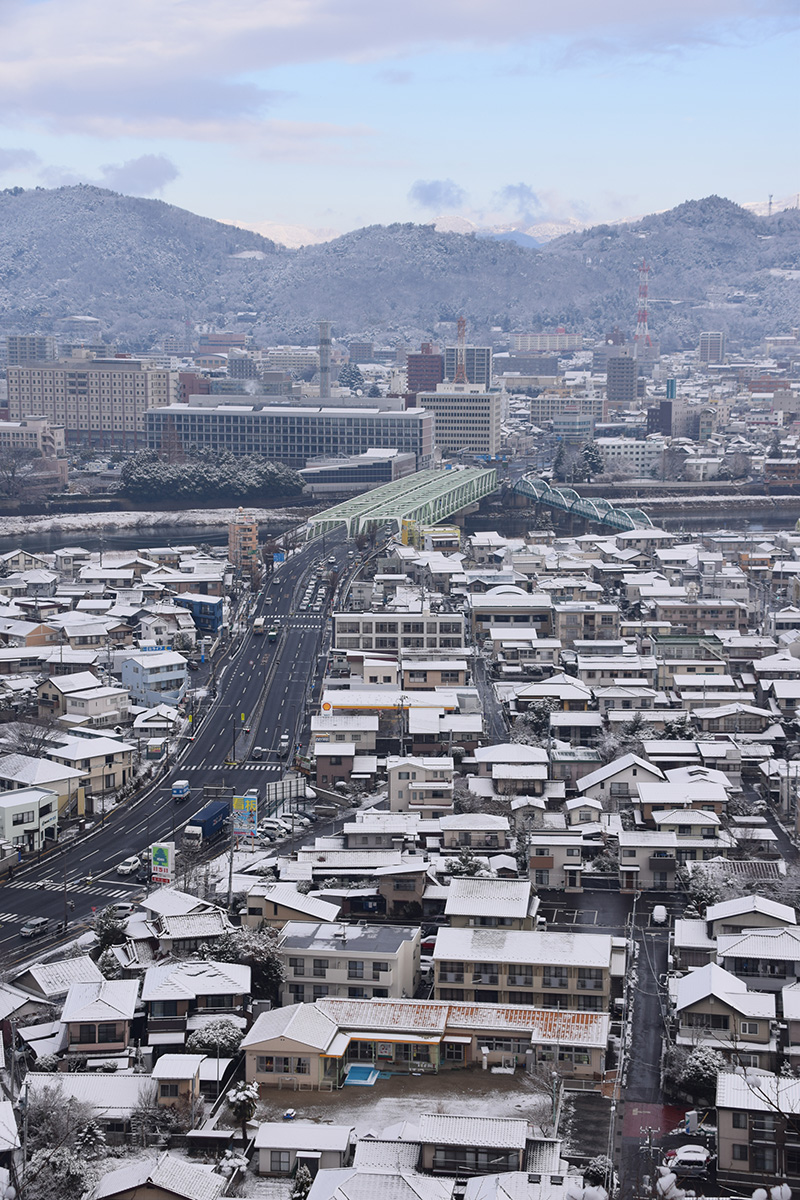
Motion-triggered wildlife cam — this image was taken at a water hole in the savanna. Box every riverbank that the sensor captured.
[0,504,314,542]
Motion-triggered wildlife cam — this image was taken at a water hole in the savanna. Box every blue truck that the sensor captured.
[183,800,229,848]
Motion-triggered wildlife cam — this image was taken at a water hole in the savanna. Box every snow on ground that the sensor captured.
[0,506,310,538]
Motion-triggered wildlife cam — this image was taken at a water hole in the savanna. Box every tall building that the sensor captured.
[228,510,260,580]
[513,333,582,352]
[319,321,332,399]
[6,335,58,366]
[146,401,433,469]
[606,355,638,407]
[406,344,444,395]
[348,342,374,365]
[443,345,493,389]
[416,387,501,456]
[699,331,726,363]
[7,354,178,448]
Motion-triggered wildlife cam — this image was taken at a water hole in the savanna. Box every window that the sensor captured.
[535,870,550,887]
[12,811,35,825]
[348,961,364,979]
[77,1023,96,1044]
[160,1083,179,1098]
[752,1147,776,1172]
[98,1023,118,1043]
[289,957,305,977]
[313,958,328,977]
[373,961,389,979]
[150,1000,178,1018]
[731,1111,748,1129]
[270,1151,291,1173]
[741,1020,759,1035]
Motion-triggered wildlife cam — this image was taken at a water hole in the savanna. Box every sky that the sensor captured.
[0,0,798,245]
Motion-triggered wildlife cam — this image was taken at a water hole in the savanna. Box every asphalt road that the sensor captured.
[0,528,350,968]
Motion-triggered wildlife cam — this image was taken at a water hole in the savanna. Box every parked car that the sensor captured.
[107,902,135,920]
[116,855,140,876]
[663,1146,714,1177]
[20,917,49,939]
[187,659,200,671]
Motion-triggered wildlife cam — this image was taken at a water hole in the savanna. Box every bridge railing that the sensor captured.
[513,474,653,531]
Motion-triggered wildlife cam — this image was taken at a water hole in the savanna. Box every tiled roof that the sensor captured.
[417,1113,528,1149]
[142,959,250,1002]
[90,1152,225,1200]
[12,954,103,998]
[61,979,139,1023]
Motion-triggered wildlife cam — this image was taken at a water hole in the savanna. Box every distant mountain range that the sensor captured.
[0,186,798,350]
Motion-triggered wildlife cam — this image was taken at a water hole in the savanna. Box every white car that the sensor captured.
[116,855,140,876]
[663,1145,713,1177]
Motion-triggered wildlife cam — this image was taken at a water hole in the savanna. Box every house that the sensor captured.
[438,814,509,852]
[716,1071,800,1187]
[0,754,85,816]
[315,744,355,788]
[173,593,225,635]
[706,896,797,938]
[618,830,678,892]
[528,834,586,891]
[576,754,664,803]
[241,882,341,930]
[142,960,251,1048]
[387,756,455,817]
[417,1113,529,1175]
[36,670,100,718]
[121,650,188,707]
[152,1053,206,1112]
[255,1122,353,1176]
[61,978,139,1056]
[718,927,800,991]
[650,808,734,864]
[241,996,610,1088]
[277,921,420,1005]
[45,735,134,807]
[12,955,103,1002]
[548,711,603,746]
[61,684,130,730]
[307,1167,454,1200]
[432,927,617,1010]
[311,713,380,754]
[24,1072,158,1145]
[670,963,776,1071]
[84,1151,226,1200]
[444,878,539,930]
[0,785,58,851]
[150,909,235,956]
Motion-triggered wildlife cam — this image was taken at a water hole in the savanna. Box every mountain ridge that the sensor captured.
[0,186,798,350]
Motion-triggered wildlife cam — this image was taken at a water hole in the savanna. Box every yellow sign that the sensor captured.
[322,702,331,711]
[241,712,246,721]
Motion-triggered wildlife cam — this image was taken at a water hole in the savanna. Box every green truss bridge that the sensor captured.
[512,473,653,531]
[306,466,498,539]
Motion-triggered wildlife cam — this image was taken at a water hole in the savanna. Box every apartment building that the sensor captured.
[277,922,420,1005]
[553,602,620,646]
[416,387,502,456]
[121,651,187,707]
[442,346,493,389]
[0,415,66,458]
[8,355,177,448]
[432,928,616,1010]
[146,402,434,469]
[716,1072,800,1187]
[333,610,465,652]
[6,334,58,365]
[651,598,749,634]
[467,588,553,637]
[387,755,455,817]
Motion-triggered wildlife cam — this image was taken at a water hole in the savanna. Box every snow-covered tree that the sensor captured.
[203,929,284,1001]
[446,847,490,877]
[338,363,365,391]
[186,1018,243,1055]
[511,700,558,746]
[75,1120,106,1159]
[580,440,604,482]
[678,1046,726,1099]
[25,1147,90,1200]
[93,907,128,952]
[293,1164,313,1200]
[227,1081,259,1142]
[97,947,124,978]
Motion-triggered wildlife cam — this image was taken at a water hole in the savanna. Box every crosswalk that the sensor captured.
[7,880,133,899]
[183,763,281,772]
[0,911,24,923]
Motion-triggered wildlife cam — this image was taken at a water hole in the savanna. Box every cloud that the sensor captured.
[0,147,40,173]
[498,182,543,223]
[377,68,414,84]
[0,0,795,144]
[409,178,467,210]
[98,154,179,195]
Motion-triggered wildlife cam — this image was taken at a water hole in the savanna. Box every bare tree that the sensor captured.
[0,447,40,498]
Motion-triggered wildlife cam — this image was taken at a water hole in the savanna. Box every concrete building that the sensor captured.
[5,335,57,366]
[300,449,417,498]
[406,345,444,395]
[606,354,637,406]
[146,402,433,469]
[416,387,501,456]
[699,331,726,363]
[7,354,177,448]
[443,346,493,389]
[333,610,465,652]
[228,509,259,579]
[594,437,665,476]
[512,333,582,352]
[387,755,455,817]
[0,785,58,851]
[277,921,420,1005]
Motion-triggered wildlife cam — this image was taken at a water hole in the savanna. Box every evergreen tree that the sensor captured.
[580,439,604,482]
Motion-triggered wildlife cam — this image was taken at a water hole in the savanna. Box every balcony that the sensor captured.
[507,975,534,988]
[576,978,603,990]
[542,977,568,989]
[440,972,464,983]
[472,974,499,986]
[529,856,555,869]
[649,855,677,870]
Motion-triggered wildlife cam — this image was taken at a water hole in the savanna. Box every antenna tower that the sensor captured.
[633,258,652,355]
[453,315,467,384]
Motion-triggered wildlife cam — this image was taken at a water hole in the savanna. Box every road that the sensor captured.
[0,528,350,967]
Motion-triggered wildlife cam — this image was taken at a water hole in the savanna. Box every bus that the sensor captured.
[253,617,266,635]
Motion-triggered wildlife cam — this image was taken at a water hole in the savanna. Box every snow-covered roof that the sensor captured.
[255,1122,353,1151]
[242,1003,339,1052]
[88,1152,225,1200]
[674,963,775,1019]
[576,754,663,792]
[716,1072,800,1115]
[142,959,250,1003]
[706,895,796,925]
[61,978,139,1023]
[444,878,533,919]
[418,1113,528,1149]
[13,954,103,998]
[433,927,612,968]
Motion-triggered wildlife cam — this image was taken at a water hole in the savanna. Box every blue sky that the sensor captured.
[0,0,798,242]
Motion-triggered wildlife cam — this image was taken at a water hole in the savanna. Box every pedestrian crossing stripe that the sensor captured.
[183,763,280,772]
[8,881,133,898]
[0,912,23,923]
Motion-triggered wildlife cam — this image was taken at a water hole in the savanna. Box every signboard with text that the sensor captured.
[232,793,258,839]
[150,841,175,885]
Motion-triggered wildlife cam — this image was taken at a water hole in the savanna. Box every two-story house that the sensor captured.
[61,978,139,1058]
[718,927,800,992]
[241,882,341,930]
[670,963,776,1071]
[387,756,455,818]
[438,813,509,852]
[142,959,251,1049]
[444,877,540,930]
[576,754,664,803]
[716,1071,800,1188]
[618,830,678,892]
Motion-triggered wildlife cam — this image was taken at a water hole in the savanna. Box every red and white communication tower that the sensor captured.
[453,315,468,384]
[633,258,652,355]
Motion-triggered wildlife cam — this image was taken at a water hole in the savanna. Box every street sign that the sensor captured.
[151,841,175,884]
[233,793,258,838]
